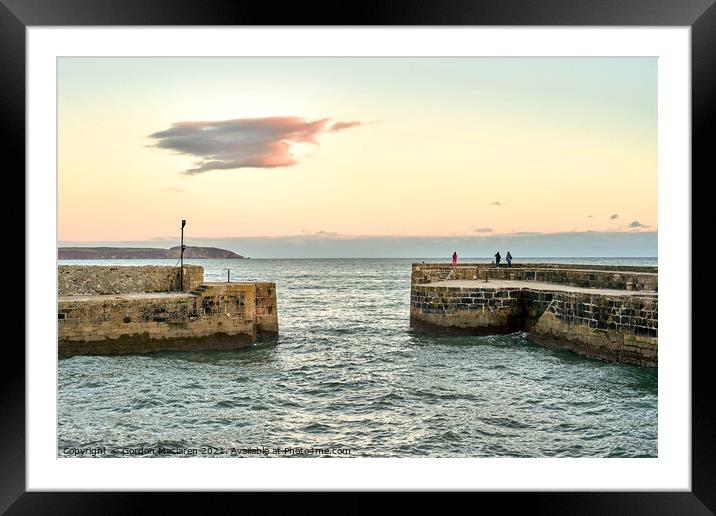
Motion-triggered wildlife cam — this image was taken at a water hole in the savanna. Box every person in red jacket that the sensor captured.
[452,251,458,268]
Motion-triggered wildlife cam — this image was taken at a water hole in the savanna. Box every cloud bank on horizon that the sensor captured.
[61,230,658,259]
[149,116,361,174]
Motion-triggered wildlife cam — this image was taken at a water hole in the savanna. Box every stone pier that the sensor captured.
[410,263,657,367]
[58,265,278,357]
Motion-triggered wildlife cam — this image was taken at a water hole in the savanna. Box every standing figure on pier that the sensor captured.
[506,251,513,267]
[452,251,458,268]
[494,251,501,267]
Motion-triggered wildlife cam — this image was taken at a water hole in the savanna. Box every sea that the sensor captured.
[58,257,658,458]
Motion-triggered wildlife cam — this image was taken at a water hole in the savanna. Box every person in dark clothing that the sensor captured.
[494,251,501,267]
[452,251,458,268]
[506,251,512,267]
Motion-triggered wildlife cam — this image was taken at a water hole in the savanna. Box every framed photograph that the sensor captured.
[7,0,711,511]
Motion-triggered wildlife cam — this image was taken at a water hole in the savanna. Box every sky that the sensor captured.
[58,57,657,257]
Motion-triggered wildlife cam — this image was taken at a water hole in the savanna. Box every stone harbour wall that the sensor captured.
[58,265,204,296]
[529,292,657,367]
[410,284,657,367]
[411,263,657,291]
[410,285,525,335]
[58,267,279,356]
[255,282,279,335]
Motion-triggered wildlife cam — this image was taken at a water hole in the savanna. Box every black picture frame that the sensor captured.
[4,0,711,512]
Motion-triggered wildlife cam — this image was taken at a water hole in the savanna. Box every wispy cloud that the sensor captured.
[491,201,501,206]
[300,229,341,237]
[610,214,619,220]
[149,116,361,175]
[162,187,185,193]
[628,220,650,229]
[330,121,361,132]
[471,227,493,233]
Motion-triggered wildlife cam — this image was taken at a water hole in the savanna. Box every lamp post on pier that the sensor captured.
[180,219,186,291]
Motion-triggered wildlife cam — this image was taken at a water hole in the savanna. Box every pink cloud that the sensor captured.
[330,121,361,132]
[149,116,360,174]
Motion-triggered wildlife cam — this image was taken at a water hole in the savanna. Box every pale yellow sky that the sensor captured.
[58,57,656,241]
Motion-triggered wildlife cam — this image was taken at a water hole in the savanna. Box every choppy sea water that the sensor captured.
[58,257,657,458]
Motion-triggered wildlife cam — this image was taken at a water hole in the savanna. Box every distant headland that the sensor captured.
[58,246,244,259]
